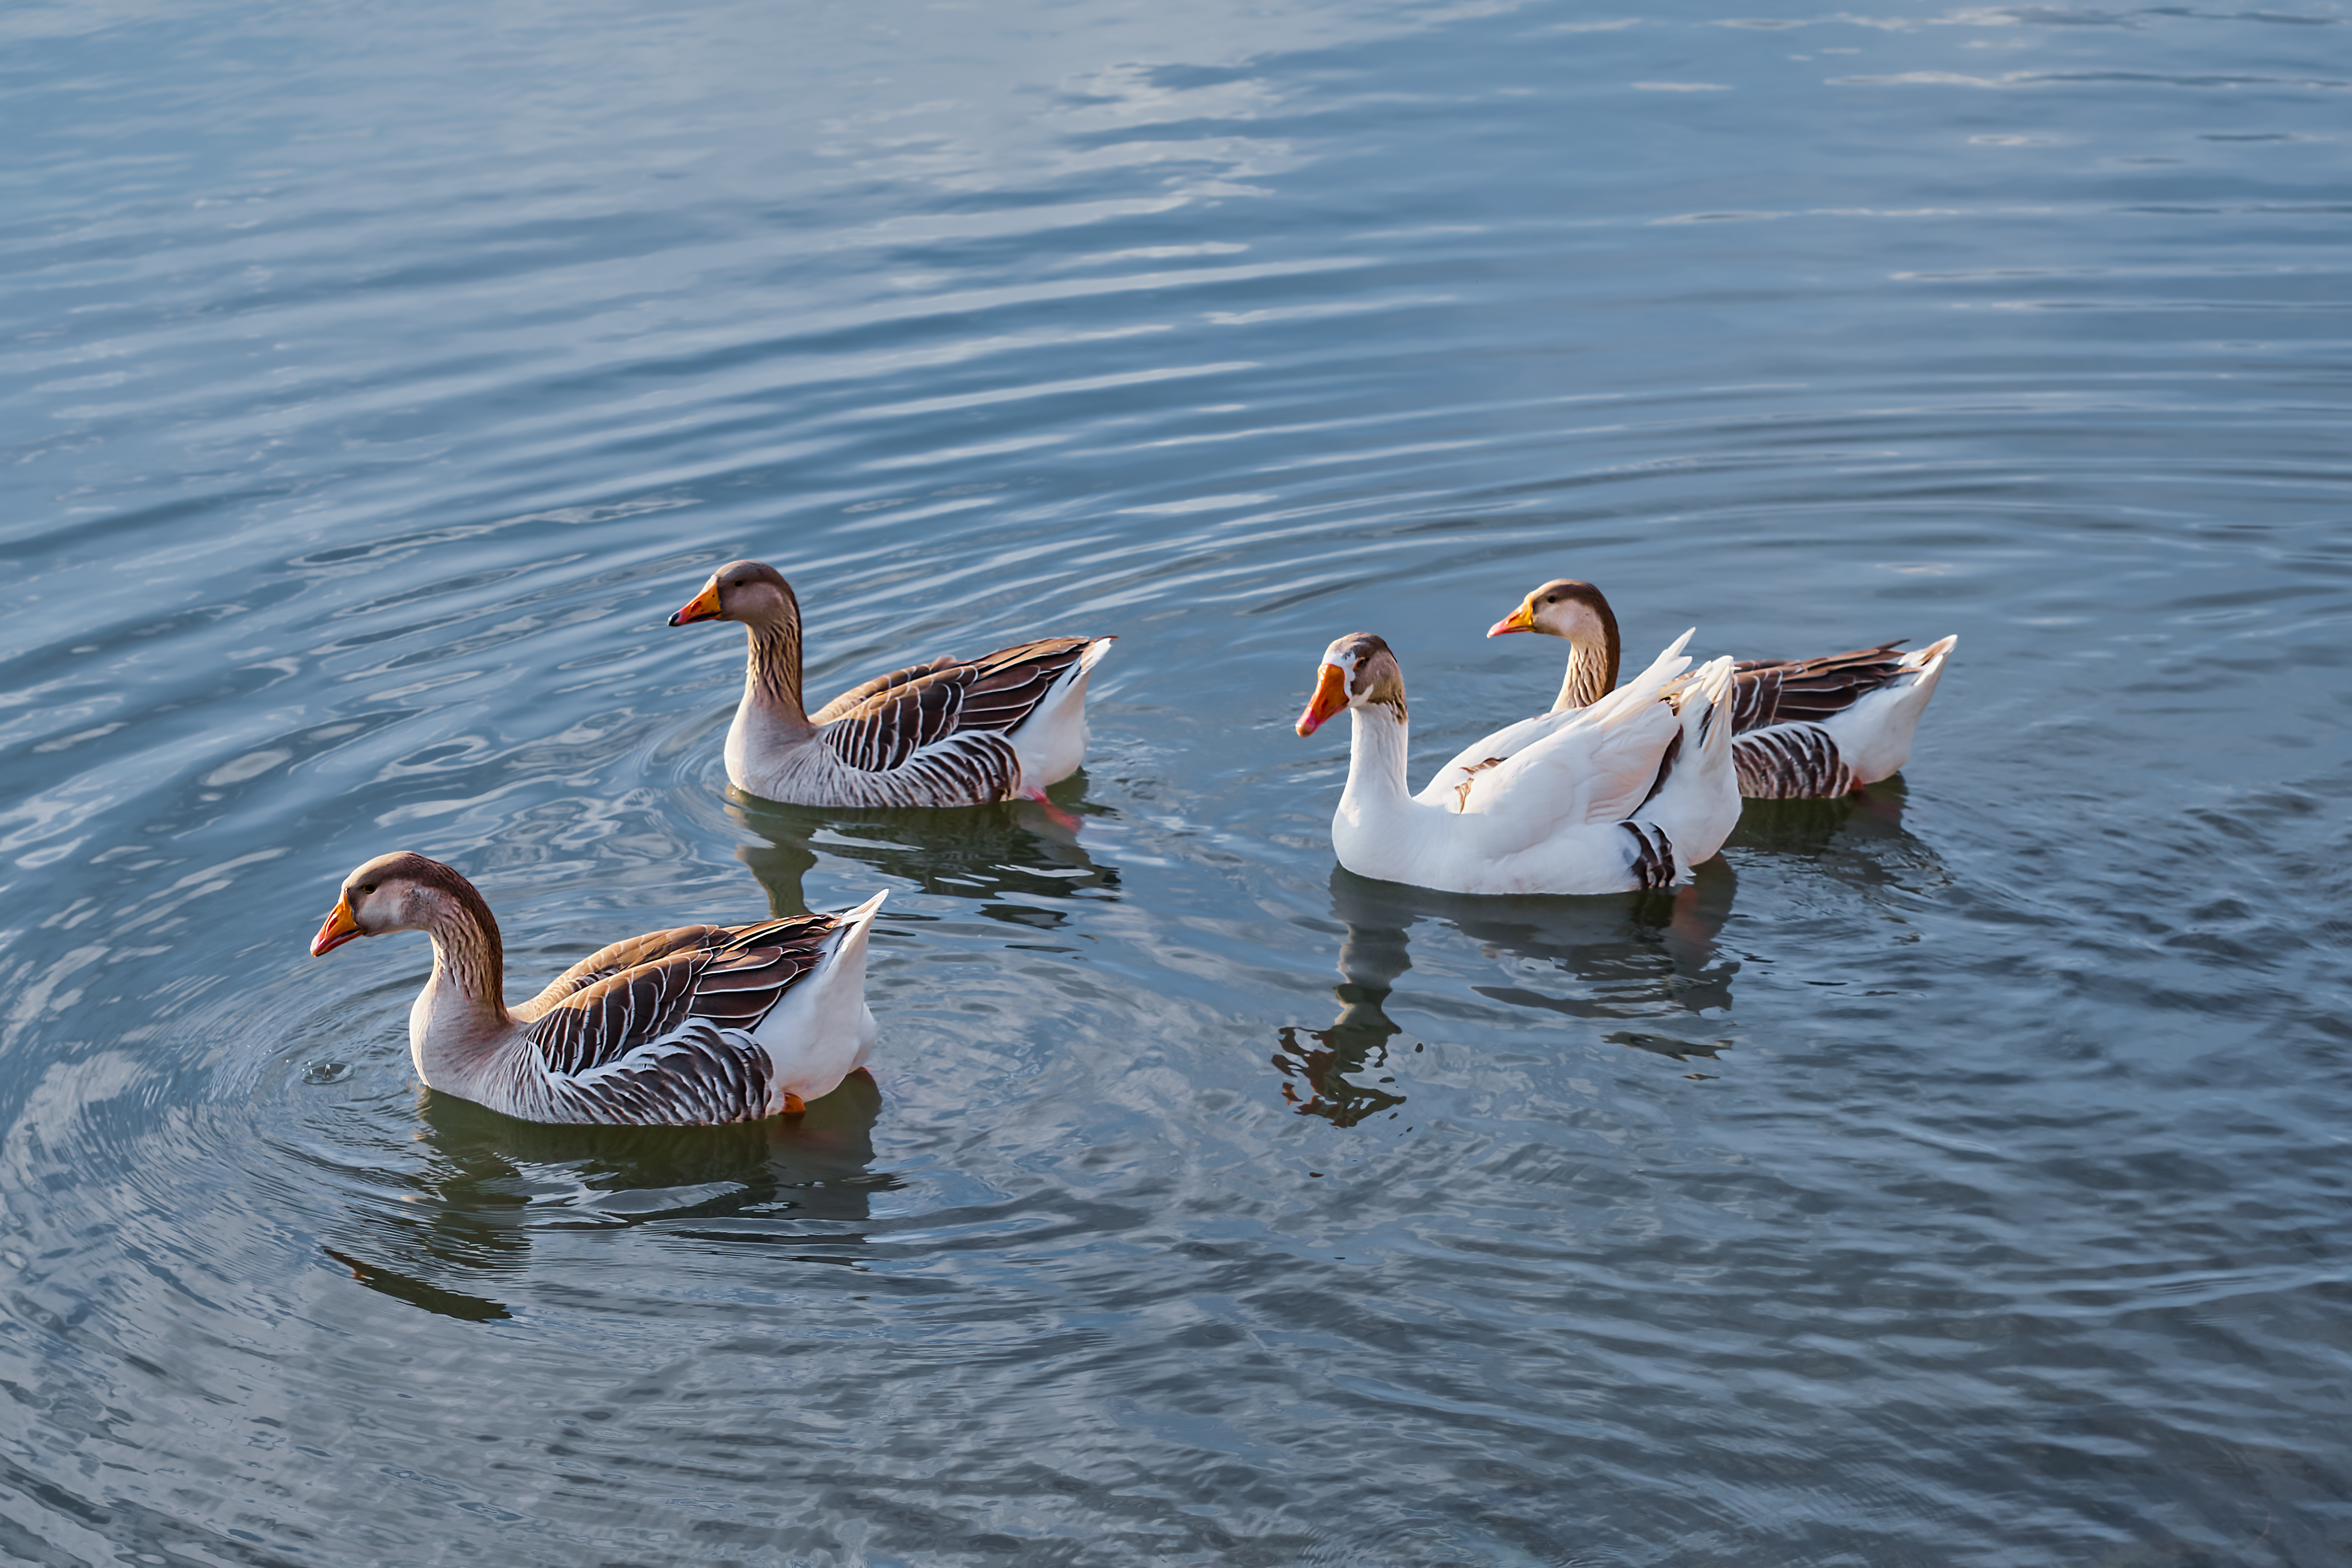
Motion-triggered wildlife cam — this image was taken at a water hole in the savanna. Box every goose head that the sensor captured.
[1296,633,1407,736]
[310,851,482,956]
[1486,578,1618,646]
[668,560,800,629]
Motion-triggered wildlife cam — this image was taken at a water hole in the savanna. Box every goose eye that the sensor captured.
[360,882,377,894]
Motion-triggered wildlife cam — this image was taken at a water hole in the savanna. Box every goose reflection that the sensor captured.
[728,788,1117,932]
[1727,776,1946,889]
[322,1072,890,1322]
[1274,858,1740,1124]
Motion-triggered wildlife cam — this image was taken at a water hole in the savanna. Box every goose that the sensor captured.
[1484,579,1957,799]
[1295,631,1740,896]
[309,852,886,1125]
[669,561,1113,808]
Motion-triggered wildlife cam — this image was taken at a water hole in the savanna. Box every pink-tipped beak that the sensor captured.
[1486,603,1535,638]
[1296,663,1349,736]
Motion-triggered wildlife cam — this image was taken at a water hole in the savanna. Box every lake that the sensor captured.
[3,1,2349,1563]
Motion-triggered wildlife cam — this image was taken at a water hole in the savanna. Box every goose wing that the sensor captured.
[1731,643,1910,732]
[810,655,958,725]
[1418,710,1582,810]
[522,925,733,1012]
[1449,632,1695,839]
[518,915,840,1078]
[817,637,1099,775]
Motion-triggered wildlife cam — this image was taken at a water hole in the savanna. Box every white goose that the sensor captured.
[1484,579,1957,799]
[669,561,1113,808]
[1295,631,1740,896]
[309,852,886,1125]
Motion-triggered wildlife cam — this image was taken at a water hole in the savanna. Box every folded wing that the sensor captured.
[818,637,1099,776]
[1731,643,1911,732]
[1447,632,1695,849]
[518,915,840,1079]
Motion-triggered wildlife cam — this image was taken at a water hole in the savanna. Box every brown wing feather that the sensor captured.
[520,925,730,1014]
[811,655,958,725]
[818,637,1097,774]
[519,915,841,1078]
[1730,643,1910,732]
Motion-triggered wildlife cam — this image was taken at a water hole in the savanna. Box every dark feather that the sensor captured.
[811,655,960,724]
[534,1019,779,1127]
[1731,723,1852,799]
[1621,822,1677,891]
[518,915,840,1080]
[817,636,1097,777]
[1730,644,1910,732]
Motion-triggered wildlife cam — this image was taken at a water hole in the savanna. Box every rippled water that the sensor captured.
[4,1,2350,1563]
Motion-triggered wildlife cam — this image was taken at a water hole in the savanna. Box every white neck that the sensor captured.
[1339,702,1413,814]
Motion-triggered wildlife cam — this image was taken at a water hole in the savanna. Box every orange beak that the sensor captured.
[667,580,723,627]
[1296,663,1350,736]
[311,898,363,957]
[1486,600,1536,638]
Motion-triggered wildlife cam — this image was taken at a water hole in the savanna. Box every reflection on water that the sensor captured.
[1277,859,1743,1121]
[5,0,2346,1554]
[322,1073,889,1321]
[729,788,1117,929]
[1728,778,1951,907]
[1730,776,1915,853]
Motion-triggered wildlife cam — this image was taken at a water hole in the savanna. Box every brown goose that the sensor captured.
[669,561,1113,807]
[1483,579,1957,799]
[309,852,886,1125]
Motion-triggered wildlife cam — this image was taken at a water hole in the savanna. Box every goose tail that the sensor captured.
[1632,655,1742,884]
[1824,633,1957,783]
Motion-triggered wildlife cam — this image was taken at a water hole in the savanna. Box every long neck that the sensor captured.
[411,896,516,1087]
[741,611,812,732]
[1340,702,1413,811]
[425,904,506,1012]
[1551,627,1619,712]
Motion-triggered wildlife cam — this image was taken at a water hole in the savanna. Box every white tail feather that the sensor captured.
[756,888,889,1102]
[1635,654,1741,878]
[1823,632,1956,783]
[1580,628,1694,731]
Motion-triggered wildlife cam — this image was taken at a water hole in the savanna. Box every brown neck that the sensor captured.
[422,887,509,1021]
[742,611,811,730]
[1554,633,1617,711]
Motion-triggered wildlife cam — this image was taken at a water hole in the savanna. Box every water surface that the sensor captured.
[3,1,2350,1563]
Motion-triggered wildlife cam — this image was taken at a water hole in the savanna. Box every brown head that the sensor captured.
[309,851,499,960]
[668,560,801,629]
[1486,578,1619,647]
[1296,633,1408,736]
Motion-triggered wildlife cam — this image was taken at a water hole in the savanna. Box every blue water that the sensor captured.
[3,2,2349,1563]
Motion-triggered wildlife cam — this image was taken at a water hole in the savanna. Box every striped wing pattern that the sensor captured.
[1730,644,1910,733]
[819,637,1096,776]
[810,655,958,725]
[1620,822,1678,890]
[531,1017,779,1127]
[1732,723,1853,799]
[519,915,839,1081]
